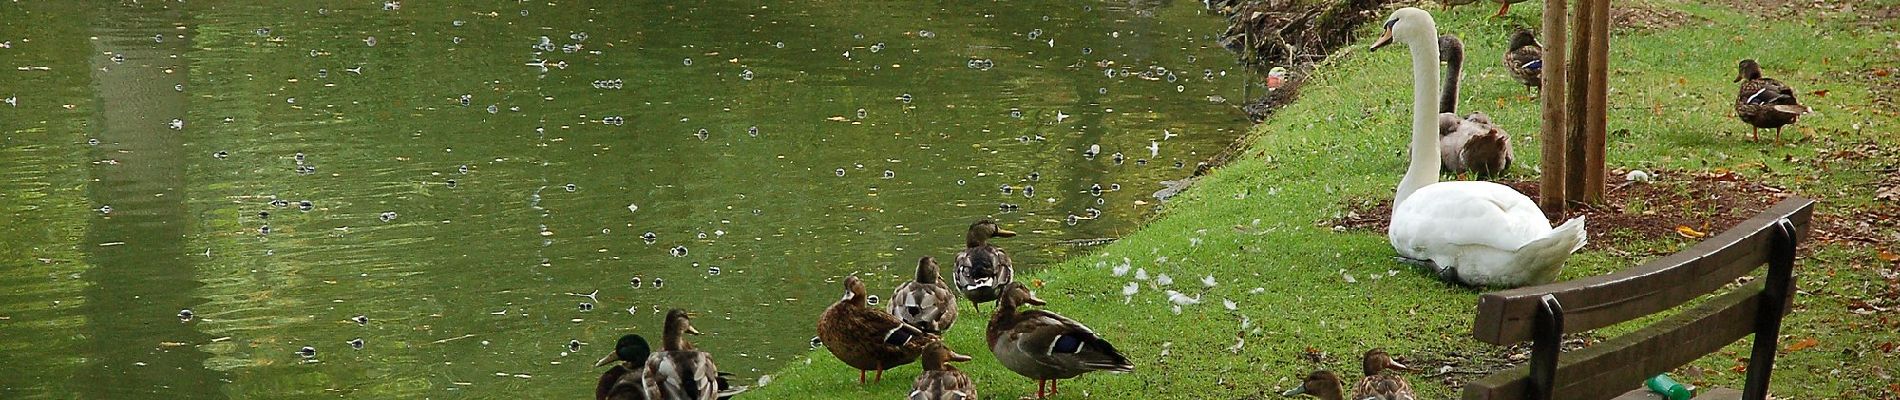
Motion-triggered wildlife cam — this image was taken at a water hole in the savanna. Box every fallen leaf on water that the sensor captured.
[1676,225,1707,239]
[1784,337,1819,352]
[1879,249,1900,262]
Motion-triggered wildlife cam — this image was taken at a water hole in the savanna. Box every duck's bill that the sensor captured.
[1025,292,1048,306]
[993,228,1018,237]
[686,324,703,335]
[1370,30,1395,52]
[1282,385,1308,396]
[594,351,621,367]
[1387,359,1414,371]
[948,350,974,362]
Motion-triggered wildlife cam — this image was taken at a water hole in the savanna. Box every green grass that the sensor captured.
[744,1,1900,398]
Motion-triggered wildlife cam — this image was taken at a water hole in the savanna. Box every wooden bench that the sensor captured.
[1460,197,1815,400]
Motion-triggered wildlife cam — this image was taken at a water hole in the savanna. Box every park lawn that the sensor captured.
[744,0,1900,398]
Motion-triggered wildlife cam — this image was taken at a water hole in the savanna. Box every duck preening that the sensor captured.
[987,282,1133,399]
[909,336,977,400]
[954,220,1018,312]
[1372,8,1588,288]
[818,276,929,384]
[1503,29,1544,95]
[891,256,958,334]
[1734,59,1811,143]
[1437,34,1515,179]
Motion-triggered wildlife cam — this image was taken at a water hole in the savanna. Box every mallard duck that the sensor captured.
[1734,59,1812,143]
[1282,371,1346,400]
[1492,0,1532,17]
[891,256,958,333]
[1435,35,1515,178]
[1282,351,1416,400]
[1440,0,1480,11]
[1352,349,1415,400]
[1503,29,1543,94]
[649,309,748,400]
[954,220,1017,312]
[910,335,977,400]
[1373,8,1587,288]
[987,282,1133,399]
[818,276,928,384]
[595,334,655,400]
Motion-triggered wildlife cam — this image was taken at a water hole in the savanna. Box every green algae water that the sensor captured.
[0,1,1248,397]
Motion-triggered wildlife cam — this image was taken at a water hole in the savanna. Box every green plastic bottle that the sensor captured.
[1645,374,1693,400]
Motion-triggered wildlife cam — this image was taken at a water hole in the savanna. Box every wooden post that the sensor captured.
[1563,0,1593,207]
[1583,0,1611,203]
[1539,0,1570,212]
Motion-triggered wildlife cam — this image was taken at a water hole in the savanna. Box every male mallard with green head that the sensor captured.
[891,256,958,333]
[1734,59,1811,143]
[954,220,1017,312]
[986,282,1133,399]
[595,334,655,400]
[818,276,929,384]
[910,335,977,400]
[1504,30,1543,95]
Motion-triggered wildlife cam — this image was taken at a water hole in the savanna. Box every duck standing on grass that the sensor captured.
[910,336,978,400]
[1503,29,1544,95]
[649,309,748,400]
[1373,7,1587,288]
[1733,59,1812,143]
[987,282,1134,399]
[891,256,958,333]
[818,276,929,384]
[954,220,1018,312]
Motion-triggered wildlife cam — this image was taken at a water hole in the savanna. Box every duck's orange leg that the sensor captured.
[1036,379,1047,399]
[874,362,884,383]
[1493,2,1511,17]
[858,369,867,384]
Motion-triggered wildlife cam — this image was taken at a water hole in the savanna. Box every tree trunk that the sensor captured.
[1540,0,1570,212]
[1584,0,1611,203]
[1564,0,1593,207]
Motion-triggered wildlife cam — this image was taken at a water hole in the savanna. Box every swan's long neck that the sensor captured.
[1395,27,1442,207]
[1439,38,1463,114]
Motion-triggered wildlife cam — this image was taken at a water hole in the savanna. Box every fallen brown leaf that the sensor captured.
[1810,89,1829,97]
[1880,250,1900,263]
[1784,337,1819,352]
[1676,225,1708,239]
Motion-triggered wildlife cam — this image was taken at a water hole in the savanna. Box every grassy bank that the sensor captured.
[744,0,1900,398]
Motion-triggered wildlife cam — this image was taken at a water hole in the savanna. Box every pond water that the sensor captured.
[0,1,1249,397]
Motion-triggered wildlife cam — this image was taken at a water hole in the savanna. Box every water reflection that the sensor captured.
[0,0,1245,397]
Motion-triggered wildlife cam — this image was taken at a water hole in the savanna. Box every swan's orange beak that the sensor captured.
[1370,29,1395,52]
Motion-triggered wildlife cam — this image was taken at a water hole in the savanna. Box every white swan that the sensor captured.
[1372,8,1587,288]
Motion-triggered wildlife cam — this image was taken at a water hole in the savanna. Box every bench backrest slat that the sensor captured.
[1471,198,1814,345]
[1461,279,1794,400]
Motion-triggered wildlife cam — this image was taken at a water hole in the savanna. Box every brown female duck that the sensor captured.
[987,282,1133,399]
[909,336,977,400]
[954,220,1018,312]
[1503,30,1543,94]
[1734,59,1811,143]
[891,256,958,333]
[1352,349,1415,400]
[817,276,929,384]
[647,309,748,400]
